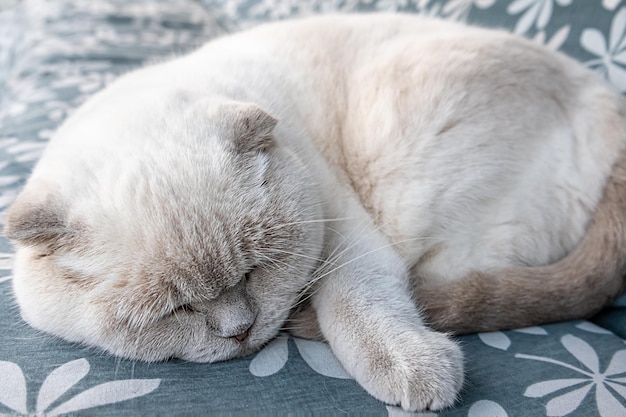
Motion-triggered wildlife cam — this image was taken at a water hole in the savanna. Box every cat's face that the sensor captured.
[5,94,324,362]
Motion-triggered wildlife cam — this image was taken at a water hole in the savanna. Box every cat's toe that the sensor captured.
[363,330,464,411]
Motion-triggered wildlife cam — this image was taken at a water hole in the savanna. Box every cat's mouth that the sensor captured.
[241,325,271,351]
[202,326,270,362]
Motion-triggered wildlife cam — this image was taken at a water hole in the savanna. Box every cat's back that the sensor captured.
[240,15,626,283]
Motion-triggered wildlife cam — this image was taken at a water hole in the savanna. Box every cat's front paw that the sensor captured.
[359,330,464,411]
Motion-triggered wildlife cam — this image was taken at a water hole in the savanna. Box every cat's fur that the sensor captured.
[5,14,626,411]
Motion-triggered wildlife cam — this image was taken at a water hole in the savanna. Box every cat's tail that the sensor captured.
[416,150,626,335]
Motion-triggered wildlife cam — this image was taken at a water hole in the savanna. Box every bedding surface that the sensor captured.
[0,1,625,415]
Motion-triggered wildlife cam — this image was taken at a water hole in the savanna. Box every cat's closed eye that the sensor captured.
[244,267,256,282]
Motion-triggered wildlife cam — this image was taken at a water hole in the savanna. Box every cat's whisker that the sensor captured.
[294,277,324,301]
[316,236,443,283]
[267,248,335,267]
[265,216,358,233]
[319,215,375,268]
[281,234,444,318]
[258,253,292,273]
[303,235,441,301]
[322,227,443,273]
[323,225,347,243]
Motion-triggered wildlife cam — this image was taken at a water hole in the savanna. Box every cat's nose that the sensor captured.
[227,321,253,342]
[216,312,256,342]
[232,327,251,343]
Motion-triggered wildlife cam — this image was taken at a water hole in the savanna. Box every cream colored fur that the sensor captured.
[5,14,626,411]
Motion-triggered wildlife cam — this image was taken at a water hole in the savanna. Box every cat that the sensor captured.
[5,14,626,411]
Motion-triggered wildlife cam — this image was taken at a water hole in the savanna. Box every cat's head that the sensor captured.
[4,92,324,362]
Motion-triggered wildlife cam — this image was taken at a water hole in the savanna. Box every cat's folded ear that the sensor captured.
[211,101,278,153]
[3,183,70,248]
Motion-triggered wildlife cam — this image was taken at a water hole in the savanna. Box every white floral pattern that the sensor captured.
[468,400,509,417]
[250,335,351,379]
[516,335,626,417]
[605,0,623,11]
[478,326,548,350]
[576,321,614,335]
[507,0,572,34]
[532,25,570,50]
[0,359,160,416]
[581,6,626,91]
[475,323,626,416]
[442,0,496,20]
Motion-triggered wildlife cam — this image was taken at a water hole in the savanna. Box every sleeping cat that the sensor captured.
[5,14,626,411]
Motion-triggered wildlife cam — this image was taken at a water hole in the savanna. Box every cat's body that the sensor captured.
[5,14,626,411]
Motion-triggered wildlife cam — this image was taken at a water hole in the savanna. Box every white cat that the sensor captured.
[5,14,626,411]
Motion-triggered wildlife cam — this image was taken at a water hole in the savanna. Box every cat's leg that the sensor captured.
[311,222,464,411]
